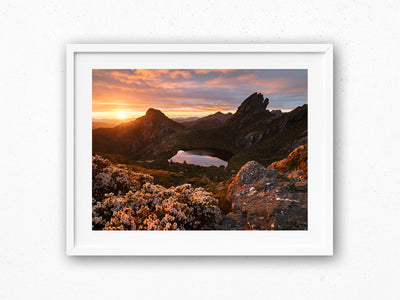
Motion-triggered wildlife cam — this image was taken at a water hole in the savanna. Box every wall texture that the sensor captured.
[1,0,399,299]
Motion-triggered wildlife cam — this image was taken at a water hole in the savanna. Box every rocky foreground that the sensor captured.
[208,151,307,230]
[93,143,308,230]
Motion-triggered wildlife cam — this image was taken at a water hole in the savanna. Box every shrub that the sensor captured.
[92,155,221,230]
[92,155,153,202]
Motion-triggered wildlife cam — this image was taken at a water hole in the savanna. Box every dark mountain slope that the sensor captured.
[93,92,307,170]
[92,108,185,159]
[150,93,307,169]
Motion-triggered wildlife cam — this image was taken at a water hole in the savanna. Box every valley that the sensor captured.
[92,92,308,230]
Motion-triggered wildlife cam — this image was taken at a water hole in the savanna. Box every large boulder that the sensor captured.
[232,160,277,186]
[222,160,307,230]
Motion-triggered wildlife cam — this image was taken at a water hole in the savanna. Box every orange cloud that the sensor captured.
[92,69,307,119]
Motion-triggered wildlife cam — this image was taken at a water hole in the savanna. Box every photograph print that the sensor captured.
[92,69,308,231]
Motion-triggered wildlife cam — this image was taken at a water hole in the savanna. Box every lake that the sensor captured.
[169,149,229,167]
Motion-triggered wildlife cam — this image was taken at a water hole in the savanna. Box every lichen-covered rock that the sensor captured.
[232,160,278,186]
[223,160,307,230]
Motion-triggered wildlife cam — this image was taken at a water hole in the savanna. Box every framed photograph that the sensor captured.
[66,44,333,255]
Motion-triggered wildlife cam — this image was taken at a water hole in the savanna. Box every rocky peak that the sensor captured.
[141,108,185,132]
[235,92,269,115]
[145,108,166,119]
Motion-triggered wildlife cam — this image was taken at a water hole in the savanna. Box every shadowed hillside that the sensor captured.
[93,108,185,159]
[93,92,307,170]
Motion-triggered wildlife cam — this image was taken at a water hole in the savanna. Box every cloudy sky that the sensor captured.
[92,69,307,119]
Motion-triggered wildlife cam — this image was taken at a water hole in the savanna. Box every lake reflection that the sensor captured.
[169,150,228,167]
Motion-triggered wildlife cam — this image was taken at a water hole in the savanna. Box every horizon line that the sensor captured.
[92,105,305,121]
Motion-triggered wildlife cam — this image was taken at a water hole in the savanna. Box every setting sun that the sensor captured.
[117,110,127,120]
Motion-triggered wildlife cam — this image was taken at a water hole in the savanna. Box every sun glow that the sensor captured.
[117,110,127,120]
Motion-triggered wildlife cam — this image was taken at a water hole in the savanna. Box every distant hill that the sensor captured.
[172,116,200,123]
[181,111,233,129]
[92,119,124,129]
[92,92,307,169]
[92,122,115,129]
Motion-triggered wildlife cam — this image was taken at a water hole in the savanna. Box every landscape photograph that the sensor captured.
[92,69,308,230]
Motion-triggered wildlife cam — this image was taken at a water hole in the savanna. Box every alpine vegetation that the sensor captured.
[92,155,221,230]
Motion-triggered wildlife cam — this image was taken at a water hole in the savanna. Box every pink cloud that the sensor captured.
[92,69,307,118]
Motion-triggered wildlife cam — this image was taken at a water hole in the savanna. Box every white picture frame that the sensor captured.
[66,44,333,256]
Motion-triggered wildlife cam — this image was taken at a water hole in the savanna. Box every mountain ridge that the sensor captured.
[181,111,233,129]
[92,92,307,169]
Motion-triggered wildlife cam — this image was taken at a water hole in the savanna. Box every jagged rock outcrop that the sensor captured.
[236,92,269,115]
[220,160,307,230]
[226,93,271,128]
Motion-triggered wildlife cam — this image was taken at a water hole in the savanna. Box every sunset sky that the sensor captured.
[92,69,307,120]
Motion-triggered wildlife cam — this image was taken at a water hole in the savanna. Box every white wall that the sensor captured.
[1,0,399,299]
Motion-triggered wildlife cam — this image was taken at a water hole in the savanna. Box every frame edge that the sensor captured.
[66,45,75,255]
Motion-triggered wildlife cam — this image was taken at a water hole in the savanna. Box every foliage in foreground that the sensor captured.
[92,155,221,230]
[267,144,308,178]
